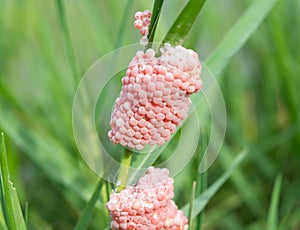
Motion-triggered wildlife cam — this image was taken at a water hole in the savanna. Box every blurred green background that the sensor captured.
[0,0,299,229]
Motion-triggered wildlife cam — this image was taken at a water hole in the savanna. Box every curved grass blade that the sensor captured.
[74,179,103,230]
[181,148,248,218]
[162,0,206,46]
[205,0,279,77]
[267,174,282,230]
[0,133,26,230]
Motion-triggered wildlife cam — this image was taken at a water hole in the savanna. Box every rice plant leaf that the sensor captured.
[181,148,248,218]
[162,0,206,46]
[79,1,114,54]
[267,174,282,230]
[148,0,165,44]
[74,179,103,230]
[115,0,134,48]
[0,220,7,230]
[205,0,279,76]
[56,0,80,85]
[0,133,26,230]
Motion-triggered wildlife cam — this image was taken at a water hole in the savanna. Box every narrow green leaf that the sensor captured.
[79,1,114,54]
[24,202,28,227]
[195,170,207,230]
[1,133,16,228]
[56,0,80,85]
[195,132,208,230]
[188,181,196,229]
[205,0,279,76]
[115,0,134,48]
[74,179,103,230]
[162,0,206,46]
[181,148,248,218]
[0,133,26,230]
[0,134,8,228]
[148,0,165,44]
[267,174,282,230]
[8,184,27,229]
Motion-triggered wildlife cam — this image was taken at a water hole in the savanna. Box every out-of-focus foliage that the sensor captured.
[0,0,299,229]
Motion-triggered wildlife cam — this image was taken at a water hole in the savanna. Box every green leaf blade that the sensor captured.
[56,0,81,85]
[205,0,280,76]
[74,179,103,230]
[162,0,206,46]
[148,0,165,44]
[181,148,248,218]
[9,183,27,229]
[0,133,26,230]
[267,174,282,230]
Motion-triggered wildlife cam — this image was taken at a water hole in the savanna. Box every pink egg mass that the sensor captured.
[108,44,202,151]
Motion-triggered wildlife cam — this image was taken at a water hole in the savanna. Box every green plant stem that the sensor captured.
[116,149,133,192]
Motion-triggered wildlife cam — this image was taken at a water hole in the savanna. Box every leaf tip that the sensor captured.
[1,132,5,153]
